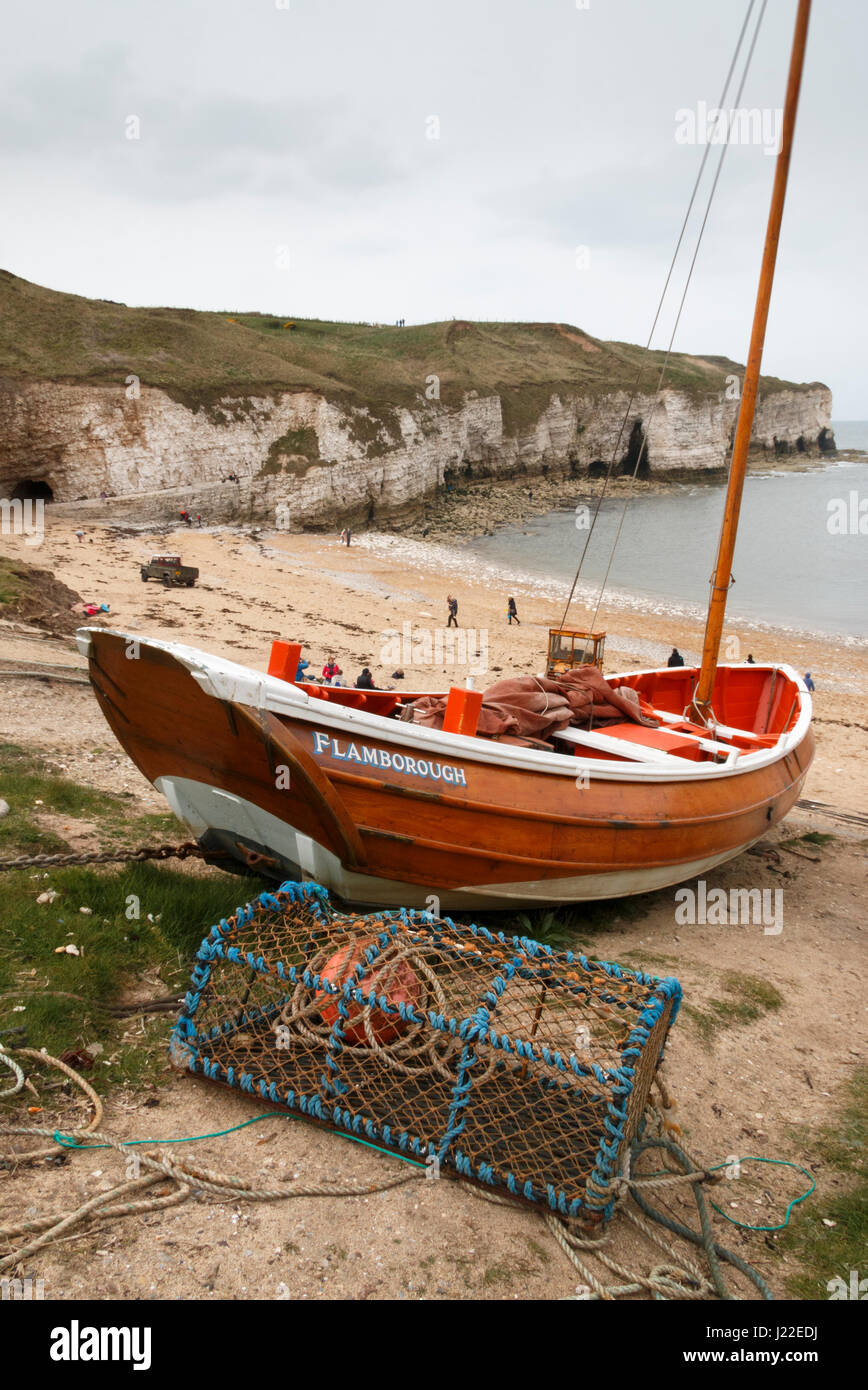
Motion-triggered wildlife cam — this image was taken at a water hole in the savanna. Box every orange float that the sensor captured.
[314,939,421,1046]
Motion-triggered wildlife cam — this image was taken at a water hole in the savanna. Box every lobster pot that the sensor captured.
[171,881,681,1222]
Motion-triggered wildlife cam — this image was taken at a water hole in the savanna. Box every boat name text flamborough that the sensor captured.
[312,732,468,785]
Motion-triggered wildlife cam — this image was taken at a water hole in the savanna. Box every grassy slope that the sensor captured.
[0,742,271,1090]
[0,271,821,425]
[0,555,87,633]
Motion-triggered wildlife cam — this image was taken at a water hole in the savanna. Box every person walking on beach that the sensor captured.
[340,529,347,545]
[322,657,342,685]
[345,527,352,546]
[507,596,520,625]
[356,667,375,689]
[446,594,459,628]
[667,647,685,668]
[804,671,815,692]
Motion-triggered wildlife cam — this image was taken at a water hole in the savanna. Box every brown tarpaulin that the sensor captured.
[404,665,660,745]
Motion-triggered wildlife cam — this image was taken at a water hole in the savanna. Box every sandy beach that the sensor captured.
[0,512,865,1300]
[3,508,864,809]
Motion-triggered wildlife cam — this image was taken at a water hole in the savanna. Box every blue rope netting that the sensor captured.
[170,879,682,1222]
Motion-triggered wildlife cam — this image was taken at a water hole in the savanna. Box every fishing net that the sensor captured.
[171,881,681,1223]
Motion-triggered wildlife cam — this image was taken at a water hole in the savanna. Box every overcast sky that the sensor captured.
[1,0,864,414]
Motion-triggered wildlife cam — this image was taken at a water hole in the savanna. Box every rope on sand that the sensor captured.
[573,1134,773,1301]
[0,1051,771,1298]
[0,1045,102,1161]
[0,670,90,686]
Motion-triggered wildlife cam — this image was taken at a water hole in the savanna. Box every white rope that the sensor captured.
[0,1045,25,1097]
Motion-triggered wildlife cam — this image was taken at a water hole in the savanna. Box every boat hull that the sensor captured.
[80,630,815,908]
[153,772,775,907]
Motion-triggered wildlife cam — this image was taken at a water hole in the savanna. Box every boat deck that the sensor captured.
[295,663,801,768]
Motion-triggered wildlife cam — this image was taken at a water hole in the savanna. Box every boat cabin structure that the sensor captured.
[546,628,606,675]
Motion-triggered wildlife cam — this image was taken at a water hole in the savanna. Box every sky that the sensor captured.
[1,0,865,414]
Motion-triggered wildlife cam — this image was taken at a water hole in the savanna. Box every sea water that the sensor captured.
[461,438,868,642]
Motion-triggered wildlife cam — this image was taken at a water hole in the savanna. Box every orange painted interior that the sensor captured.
[278,663,801,760]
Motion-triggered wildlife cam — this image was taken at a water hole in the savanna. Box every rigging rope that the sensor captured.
[558,0,767,634]
[586,0,770,642]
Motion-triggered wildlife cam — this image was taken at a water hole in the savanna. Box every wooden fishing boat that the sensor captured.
[78,0,815,910]
[75,627,813,908]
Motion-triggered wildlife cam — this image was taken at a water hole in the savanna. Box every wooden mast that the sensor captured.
[691,0,812,722]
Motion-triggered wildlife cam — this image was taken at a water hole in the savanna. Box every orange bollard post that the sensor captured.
[268,640,303,683]
[441,686,483,737]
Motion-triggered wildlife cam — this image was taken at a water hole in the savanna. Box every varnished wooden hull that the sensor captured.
[77,629,815,908]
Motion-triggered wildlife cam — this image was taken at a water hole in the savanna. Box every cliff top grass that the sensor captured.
[0,270,822,426]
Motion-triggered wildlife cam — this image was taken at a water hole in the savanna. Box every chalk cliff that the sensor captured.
[0,377,834,530]
[0,269,835,527]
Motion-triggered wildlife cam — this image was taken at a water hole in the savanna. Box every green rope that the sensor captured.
[629,1136,774,1300]
[52,1112,284,1150]
[706,1155,815,1232]
[52,1111,428,1170]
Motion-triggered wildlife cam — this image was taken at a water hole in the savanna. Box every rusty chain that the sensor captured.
[0,841,224,874]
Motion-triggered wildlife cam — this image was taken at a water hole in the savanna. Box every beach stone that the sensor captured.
[0,799,9,818]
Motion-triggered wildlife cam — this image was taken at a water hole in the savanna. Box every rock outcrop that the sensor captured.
[0,376,834,529]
